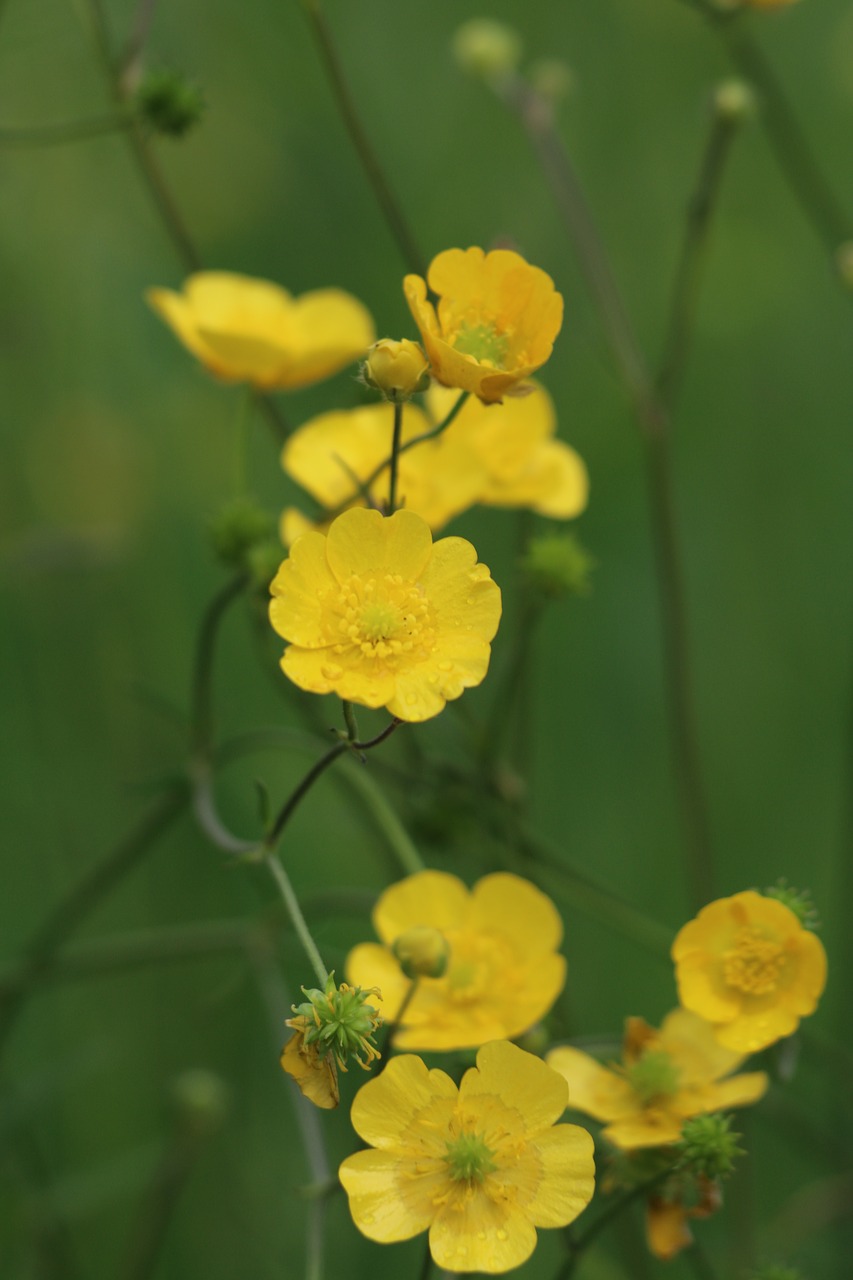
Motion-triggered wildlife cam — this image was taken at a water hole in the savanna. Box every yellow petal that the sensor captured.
[269,530,337,646]
[603,1109,684,1150]
[281,288,375,388]
[785,928,827,1015]
[349,1053,457,1150]
[520,1125,595,1228]
[280,645,395,707]
[386,675,449,722]
[194,328,290,387]
[372,870,470,942]
[546,1046,635,1123]
[658,1007,746,1085]
[146,287,224,373]
[324,507,433,583]
[419,536,502,641]
[345,943,411,1020]
[430,1195,537,1274]
[646,1198,693,1261]
[338,1148,438,1242]
[712,1004,800,1054]
[675,1070,769,1117]
[468,873,563,954]
[674,947,741,1024]
[460,1041,568,1134]
[280,1032,339,1109]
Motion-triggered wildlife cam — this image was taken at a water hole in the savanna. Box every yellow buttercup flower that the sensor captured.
[281,402,482,536]
[269,508,501,722]
[672,890,827,1053]
[339,1040,595,1274]
[279,383,587,542]
[404,247,563,403]
[546,1008,767,1150]
[346,870,566,1050]
[646,1177,720,1261]
[280,1015,340,1110]
[363,337,430,401]
[146,271,375,389]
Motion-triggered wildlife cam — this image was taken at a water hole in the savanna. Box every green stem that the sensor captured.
[190,572,249,759]
[300,0,426,277]
[388,401,404,512]
[265,855,328,985]
[657,108,742,410]
[695,4,852,254]
[375,978,419,1070]
[234,387,255,495]
[0,783,188,1056]
[0,113,130,147]
[557,1165,676,1278]
[323,391,469,522]
[337,759,424,875]
[264,742,350,847]
[480,592,543,769]
[120,1123,211,1280]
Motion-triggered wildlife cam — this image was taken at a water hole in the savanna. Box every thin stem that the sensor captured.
[388,401,404,512]
[323,391,469,522]
[657,109,742,410]
[264,741,350,847]
[234,387,255,495]
[265,855,328,985]
[337,759,424,875]
[700,6,852,254]
[120,1122,211,1280]
[120,0,159,85]
[375,978,419,1070]
[0,783,188,1056]
[190,572,249,759]
[479,592,543,769]
[496,72,715,908]
[417,1237,435,1280]
[0,113,130,147]
[557,1165,675,1278]
[300,0,426,277]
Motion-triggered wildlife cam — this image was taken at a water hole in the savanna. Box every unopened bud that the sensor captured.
[713,79,756,124]
[521,532,595,599]
[392,926,450,979]
[363,338,430,402]
[210,496,276,569]
[171,1069,229,1138]
[452,19,522,82]
[135,69,205,138]
[678,1113,744,1179]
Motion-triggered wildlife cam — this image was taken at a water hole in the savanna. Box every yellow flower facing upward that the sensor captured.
[546,1008,768,1150]
[346,870,566,1050]
[404,247,563,403]
[339,1040,595,1274]
[269,508,501,722]
[146,271,375,390]
[280,383,587,543]
[672,890,827,1053]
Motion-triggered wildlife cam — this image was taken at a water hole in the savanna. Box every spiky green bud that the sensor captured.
[209,496,276,570]
[520,532,595,599]
[765,879,821,930]
[136,69,205,138]
[291,973,382,1071]
[679,1113,744,1179]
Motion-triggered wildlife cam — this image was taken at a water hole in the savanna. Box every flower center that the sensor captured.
[451,320,510,369]
[723,927,786,995]
[443,1131,497,1184]
[330,573,436,661]
[625,1049,681,1106]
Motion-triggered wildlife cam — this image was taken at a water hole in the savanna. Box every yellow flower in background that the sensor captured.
[346,870,566,1049]
[269,508,501,722]
[279,383,587,543]
[426,383,588,520]
[339,1040,595,1273]
[404,247,563,403]
[646,1177,721,1261]
[672,890,827,1053]
[280,402,482,537]
[546,1008,767,1150]
[146,271,375,389]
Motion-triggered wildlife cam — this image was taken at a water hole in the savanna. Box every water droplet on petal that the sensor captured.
[496,1229,508,1241]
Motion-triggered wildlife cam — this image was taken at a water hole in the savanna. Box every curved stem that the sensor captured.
[264,741,350,847]
[190,572,249,759]
[265,855,328,985]
[300,0,426,277]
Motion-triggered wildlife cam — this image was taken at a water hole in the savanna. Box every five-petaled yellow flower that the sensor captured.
[546,1008,768,1150]
[672,890,827,1053]
[404,247,563,403]
[280,382,587,543]
[346,870,566,1049]
[269,508,501,722]
[146,271,375,389]
[339,1040,595,1274]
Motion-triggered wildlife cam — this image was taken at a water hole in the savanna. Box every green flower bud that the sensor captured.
[290,973,382,1071]
[452,19,522,82]
[209,496,276,569]
[136,69,205,138]
[764,879,821,930]
[170,1069,229,1138]
[392,926,450,979]
[713,79,756,124]
[678,1113,744,1179]
[521,532,595,598]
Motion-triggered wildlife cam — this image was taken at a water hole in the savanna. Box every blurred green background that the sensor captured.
[1,0,851,1276]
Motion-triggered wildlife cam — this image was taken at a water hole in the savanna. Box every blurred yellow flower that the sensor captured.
[346,870,566,1050]
[146,271,375,389]
[269,508,501,722]
[339,1040,595,1273]
[672,890,827,1053]
[279,383,587,542]
[404,247,563,403]
[646,1177,720,1261]
[546,1008,767,1150]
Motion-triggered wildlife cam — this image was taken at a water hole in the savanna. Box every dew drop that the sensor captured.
[438,660,452,672]
[496,1229,508,1241]
[406,693,418,706]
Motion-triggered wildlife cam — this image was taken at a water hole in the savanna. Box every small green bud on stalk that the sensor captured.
[392,926,450,979]
[136,69,205,138]
[713,79,756,125]
[521,532,595,599]
[452,19,522,82]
